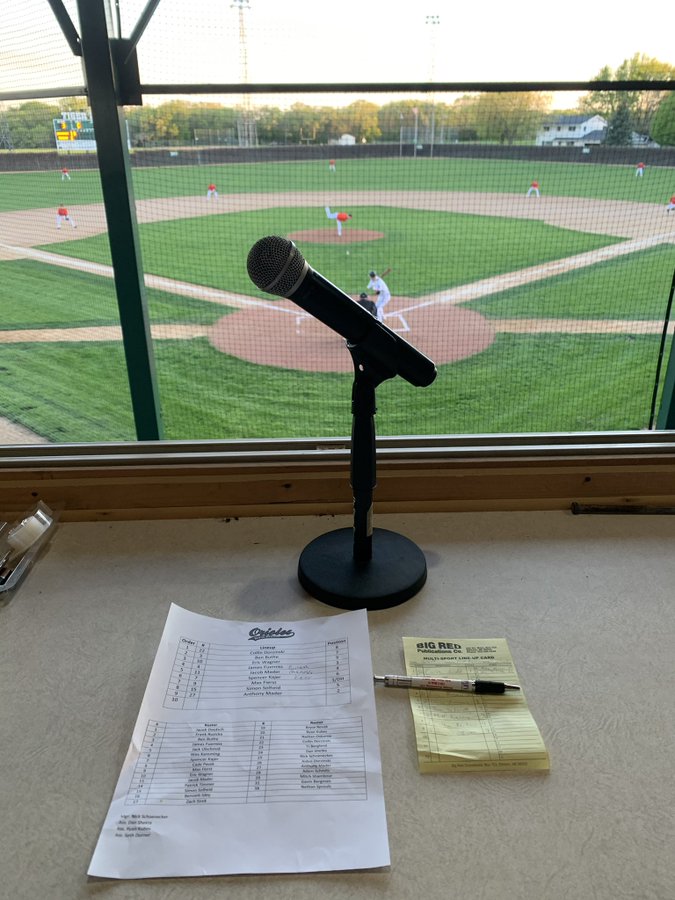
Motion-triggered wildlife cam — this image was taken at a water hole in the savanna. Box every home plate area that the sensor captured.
[208,300,496,374]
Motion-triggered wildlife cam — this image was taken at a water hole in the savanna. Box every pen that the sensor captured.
[373,674,520,694]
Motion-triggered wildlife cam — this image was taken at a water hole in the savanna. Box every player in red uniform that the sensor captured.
[328,159,336,172]
[636,162,646,177]
[206,183,218,199]
[55,206,76,228]
[61,167,71,181]
[526,180,540,197]
[324,206,352,236]
[667,195,675,212]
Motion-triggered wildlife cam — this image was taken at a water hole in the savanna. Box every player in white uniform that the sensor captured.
[367,270,391,322]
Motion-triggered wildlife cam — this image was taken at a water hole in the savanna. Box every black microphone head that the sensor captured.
[247,235,307,297]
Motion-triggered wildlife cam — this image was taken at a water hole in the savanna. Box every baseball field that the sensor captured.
[1,155,674,442]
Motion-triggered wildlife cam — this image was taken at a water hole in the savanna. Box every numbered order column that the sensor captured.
[164,638,208,709]
[245,720,272,802]
[127,720,167,804]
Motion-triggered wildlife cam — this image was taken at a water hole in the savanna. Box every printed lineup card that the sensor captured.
[402,637,550,773]
[89,605,390,879]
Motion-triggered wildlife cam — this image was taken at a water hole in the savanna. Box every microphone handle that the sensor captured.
[290,270,436,387]
[290,269,372,344]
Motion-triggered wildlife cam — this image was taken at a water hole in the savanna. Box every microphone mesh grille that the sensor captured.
[247,235,306,297]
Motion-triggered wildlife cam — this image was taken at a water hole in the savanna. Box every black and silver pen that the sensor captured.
[374,674,520,694]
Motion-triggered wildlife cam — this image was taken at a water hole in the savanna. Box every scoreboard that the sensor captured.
[53,111,97,152]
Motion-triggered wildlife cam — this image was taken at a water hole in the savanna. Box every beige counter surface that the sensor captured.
[2,511,673,900]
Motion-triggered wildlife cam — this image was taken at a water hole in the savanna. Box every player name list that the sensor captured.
[164,636,351,709]
[126,718,367,805]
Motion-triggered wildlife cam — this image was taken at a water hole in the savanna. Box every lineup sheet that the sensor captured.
[403,637,550,773]
[88,605,390,878]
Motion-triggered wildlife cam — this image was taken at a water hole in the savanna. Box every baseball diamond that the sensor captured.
[1,156,675,444]
[1,189,673,377]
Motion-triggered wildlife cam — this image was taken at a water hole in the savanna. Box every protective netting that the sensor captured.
[1,3,674,442]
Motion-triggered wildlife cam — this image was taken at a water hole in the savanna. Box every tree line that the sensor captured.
[580,53,675,145]
[2,54,673,150]
[1,94,552,149]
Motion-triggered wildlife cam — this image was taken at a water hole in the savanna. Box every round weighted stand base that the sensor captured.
[298,527,427,610]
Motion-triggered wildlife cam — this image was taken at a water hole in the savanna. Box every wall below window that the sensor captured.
[2,436,675,520]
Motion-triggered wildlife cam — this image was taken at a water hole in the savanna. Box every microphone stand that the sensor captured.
[297,341,427,610]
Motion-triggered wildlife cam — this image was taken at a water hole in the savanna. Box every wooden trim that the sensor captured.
[3,452,675,520]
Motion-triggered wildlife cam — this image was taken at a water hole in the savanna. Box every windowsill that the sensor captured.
[2,432,675,520]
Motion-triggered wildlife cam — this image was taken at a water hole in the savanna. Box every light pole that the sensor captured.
[413,106,419,158]
[232,0,250,85]
[232,0,255,147]
[425,14,440,158]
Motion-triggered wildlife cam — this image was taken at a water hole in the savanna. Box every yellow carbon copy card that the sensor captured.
[402,637,550,773]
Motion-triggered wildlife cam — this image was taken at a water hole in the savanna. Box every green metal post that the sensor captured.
[656,268,675,429]
[76,0,163,440]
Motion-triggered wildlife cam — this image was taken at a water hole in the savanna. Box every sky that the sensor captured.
[2,0,674,107]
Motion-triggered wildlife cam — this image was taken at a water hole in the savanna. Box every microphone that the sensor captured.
[246,235,437,388]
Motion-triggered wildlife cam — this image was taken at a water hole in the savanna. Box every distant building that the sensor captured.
[631,132,660,148]
[328,134,357,146]
[536,114,608,147]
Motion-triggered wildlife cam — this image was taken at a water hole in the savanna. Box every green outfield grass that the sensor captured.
[0,333,661,442]
[0,259,228,330]
[42,206,624,298]
[0,168,104,212]
[128,156,675,204]
[465,244,675,320]
[1,155,673,212]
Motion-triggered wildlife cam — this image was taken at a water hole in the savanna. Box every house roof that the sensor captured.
[582,129,607,142]
[546,114,604,126]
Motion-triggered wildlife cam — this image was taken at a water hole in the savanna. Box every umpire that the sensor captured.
[357,291,377,317]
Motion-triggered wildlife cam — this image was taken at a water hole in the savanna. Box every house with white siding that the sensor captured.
[536,114,607,147]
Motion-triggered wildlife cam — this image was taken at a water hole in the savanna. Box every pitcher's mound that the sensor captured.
[288,229,384,244]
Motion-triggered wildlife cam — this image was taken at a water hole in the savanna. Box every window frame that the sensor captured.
[4,0,675,519]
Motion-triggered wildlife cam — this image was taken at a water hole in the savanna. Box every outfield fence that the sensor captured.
[3,142,675,173]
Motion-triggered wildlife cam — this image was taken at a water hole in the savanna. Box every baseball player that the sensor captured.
[667,195,675,212]
[325,206,352,236]
[207,183,218,199]
[526,180,540,197]
[61,167,71,181]
[55,205,76,229]
[367,270,391,322]
[328,159,336,172]
[635,162,646,177]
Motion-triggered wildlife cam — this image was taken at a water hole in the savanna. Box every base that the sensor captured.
[298,527,427,610]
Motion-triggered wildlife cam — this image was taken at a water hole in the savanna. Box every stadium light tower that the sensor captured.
[232,0,250,85]
[231,0,257,147]
[425,14,441,81]
[425,14,441,157]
